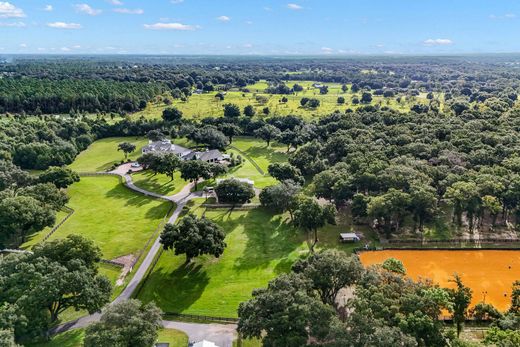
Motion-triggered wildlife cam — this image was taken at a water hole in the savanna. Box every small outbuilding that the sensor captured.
[339,233,360,243]
[192,340,219,347]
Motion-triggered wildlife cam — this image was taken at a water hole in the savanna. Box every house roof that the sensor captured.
[142,140,224,162]
[142,140,191,156]
[193,341,219,347]
[196,149,223,162]
[340,233,360,239]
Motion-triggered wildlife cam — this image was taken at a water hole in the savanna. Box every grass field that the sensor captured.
[133,80,442,121]
[27,328,188,347]
[23,175,173,260]
[69,137,148,172]
[359,249,520,311]
[137,202,369,318]
[230,137,288,172]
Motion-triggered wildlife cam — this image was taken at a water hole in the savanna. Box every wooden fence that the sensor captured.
[163,312,238,324]
[41,206,75,243]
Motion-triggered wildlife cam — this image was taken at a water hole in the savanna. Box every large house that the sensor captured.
[142,139,226,164]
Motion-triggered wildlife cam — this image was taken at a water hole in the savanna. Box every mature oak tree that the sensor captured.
[215,179,255,205]
[38,166,80,189]
[117,142,136,160]
[84,300,162,347]
[160,214,226,263]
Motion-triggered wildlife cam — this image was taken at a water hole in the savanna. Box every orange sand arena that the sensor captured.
[359,250,520,311]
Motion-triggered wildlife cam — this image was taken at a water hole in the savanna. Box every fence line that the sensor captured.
[163,312,238,324]
[129,202,175,270]
[229,145,265,175]
[100,259,125,268]
[202,203,261,210]
[388,238,520,244]
[41,206,75,243]
[132,247,164,299]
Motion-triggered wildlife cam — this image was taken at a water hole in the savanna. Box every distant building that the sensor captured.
[141,139,225,163]
[193,341,219,347]
[313,83,324,88]
[216,177,254,186]
[339,233,360,243]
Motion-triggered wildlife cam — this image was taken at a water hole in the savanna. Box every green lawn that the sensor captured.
[230,137,288,172]
[23,175,173,260]
[132,80,442,121]
[27,328,188,347]
[137,205,362,318]
[157,328,189,346]
[131,170,189,196]
[69,137,148,172]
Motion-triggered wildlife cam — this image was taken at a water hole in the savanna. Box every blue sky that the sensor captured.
[1,0,520,55]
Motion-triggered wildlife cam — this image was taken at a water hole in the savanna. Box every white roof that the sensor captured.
[340,233,360,239]
[216,178,254,185]
[193,341,219,347]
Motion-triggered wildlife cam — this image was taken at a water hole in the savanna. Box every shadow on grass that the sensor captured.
[105,183,159,208]
[142,261,210,313]
[214,208,304,272]
[242,145,288,166]
[132,171,181,196]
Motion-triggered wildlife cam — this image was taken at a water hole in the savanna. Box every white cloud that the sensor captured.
[0,21,25,27]
[19,43,27,48]
[43,5,53,12]
[321,47,334,54]
[107,0,123,5]
[243,43,253,48]
[245,20,253,25]
[0,2,25,18]
[287,3,302,10]
[171,0,184,4]
[423,38,453,46]
[61,47,71,52]
[217,15,230,22]
[75,3,102,16]
[113,8,143,14]
[47,22,82,29]
[143,22,197,31]
[489,13,516,20]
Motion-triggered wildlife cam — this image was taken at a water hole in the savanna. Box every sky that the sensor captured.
[2,0,520,55]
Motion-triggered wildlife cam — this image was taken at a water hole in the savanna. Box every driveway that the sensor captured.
[50,165,238,346]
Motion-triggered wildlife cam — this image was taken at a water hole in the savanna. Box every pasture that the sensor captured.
[137,201,371,318]
[24,175,172,260]
[133,80,441,121]
[359,249,520,311]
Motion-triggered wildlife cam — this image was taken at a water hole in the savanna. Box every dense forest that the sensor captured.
[1,55,520,115]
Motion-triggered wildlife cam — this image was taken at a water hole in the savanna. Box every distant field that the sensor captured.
[69,137,148,172]
[133,80,441,120]
[360,249,520,311]
[24,176,172,260]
